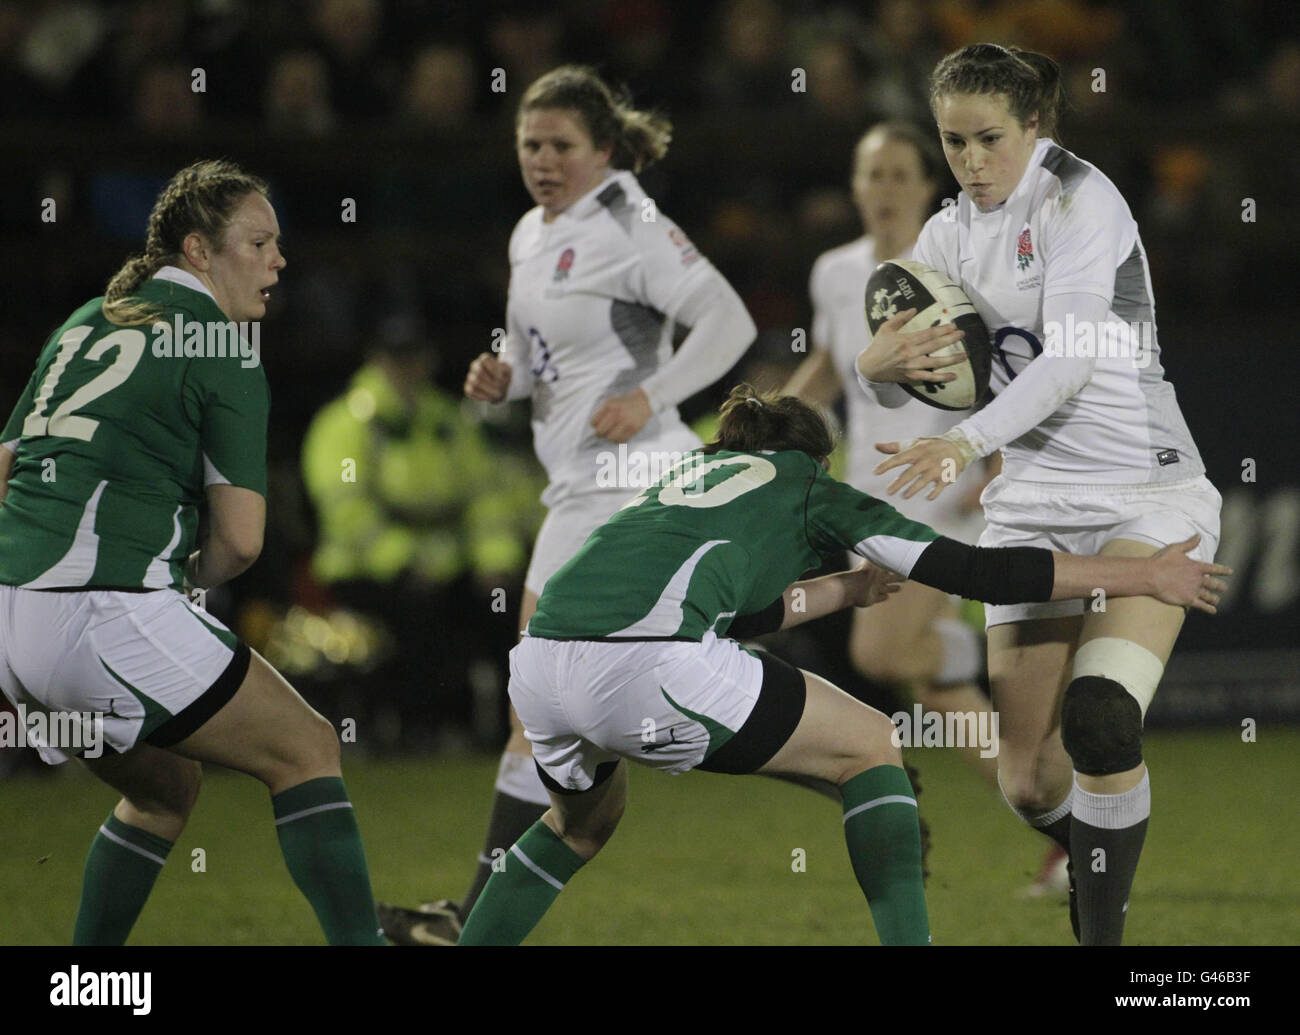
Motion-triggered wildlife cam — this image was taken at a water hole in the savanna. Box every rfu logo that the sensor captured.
[870,283,910,322]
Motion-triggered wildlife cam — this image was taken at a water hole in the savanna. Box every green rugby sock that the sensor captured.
[462,789,549,919]
[73,813,173,945]
[841,764,931,945]
[272,776,385,945]
[458,820,586,945]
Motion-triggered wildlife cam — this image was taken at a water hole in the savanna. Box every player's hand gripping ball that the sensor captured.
[863,260,992,410]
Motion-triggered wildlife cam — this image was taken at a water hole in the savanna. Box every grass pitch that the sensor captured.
[2,726,1296,946]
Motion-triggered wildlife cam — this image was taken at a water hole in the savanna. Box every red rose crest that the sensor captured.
[554,247,575,282]
[1016,227,1034,271]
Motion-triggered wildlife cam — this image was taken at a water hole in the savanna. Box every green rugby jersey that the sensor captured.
[528,449,940,641]
[0,272,268,590]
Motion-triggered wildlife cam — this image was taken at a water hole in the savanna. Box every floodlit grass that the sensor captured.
[2,727,1296,945]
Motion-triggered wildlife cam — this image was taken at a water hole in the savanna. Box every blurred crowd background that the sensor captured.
[2,0,1297,754]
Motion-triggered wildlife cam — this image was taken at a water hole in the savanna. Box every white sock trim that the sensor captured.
[495,750,551,806]
[1072,770,1151,829]
[842,794,916,824]
[97,824,167,867]
[509,844,564,891]
[274,801,353,826]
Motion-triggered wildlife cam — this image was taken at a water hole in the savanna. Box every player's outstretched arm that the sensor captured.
[726,563,903,639]
[1050,535,1231,613]
[906,535,1230,614]
[782,563,904,628]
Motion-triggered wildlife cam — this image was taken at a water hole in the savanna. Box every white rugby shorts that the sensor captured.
[524,487,640,596]
[509,630,770,791]
[0,586,245,763]
[977,474,1223,627]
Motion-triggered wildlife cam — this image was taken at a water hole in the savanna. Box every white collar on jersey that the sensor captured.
[976,137,1057,216]
[549,169,637,223]
[151,265,218,303]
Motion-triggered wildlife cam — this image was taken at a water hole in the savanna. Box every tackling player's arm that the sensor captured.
[728,563,904,638]
[908,535,1230,614]
[811,469,1229,615]
[186,484,266,589]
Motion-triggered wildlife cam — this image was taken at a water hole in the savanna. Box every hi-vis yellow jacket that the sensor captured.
[302,363,541,585]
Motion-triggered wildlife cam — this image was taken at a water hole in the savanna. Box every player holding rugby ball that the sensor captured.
[859,44,1224,945]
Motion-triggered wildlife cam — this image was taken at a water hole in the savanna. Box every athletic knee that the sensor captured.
[996,765,1063,813]
[273,710,340,785]
[123,758,202,827]
[837,710,902,783]
[1061,676,1144,776]
[552,804,623,861]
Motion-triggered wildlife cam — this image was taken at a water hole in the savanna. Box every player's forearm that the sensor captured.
[727,573,847,639]
[187,533,261,589]
[951,291,1107,457]
[639,280,755,413]
[910,537,1165,605]
[1049,552,1157,602]
[779,572,854,629]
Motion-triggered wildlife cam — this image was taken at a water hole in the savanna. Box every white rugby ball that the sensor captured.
[864,260,992,410]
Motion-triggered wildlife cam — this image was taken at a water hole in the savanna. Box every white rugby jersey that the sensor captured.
[812,236,984,511]
[501,170,721,504]
[914,138,1203,484]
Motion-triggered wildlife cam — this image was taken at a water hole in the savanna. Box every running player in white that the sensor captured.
[453,385,1227,945]
[861,44,1224,944]
[0,160,385,945]
[785,121,999,782]
[377,65,756,943]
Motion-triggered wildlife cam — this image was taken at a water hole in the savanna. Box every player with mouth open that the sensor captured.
[0,160,386,945]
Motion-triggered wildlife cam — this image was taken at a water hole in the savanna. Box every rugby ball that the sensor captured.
[864,260,991,410]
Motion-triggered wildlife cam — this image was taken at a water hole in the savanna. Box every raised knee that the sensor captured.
[1061,676,1143,776]
[128,758,201,823]
[837,711,902,783]
[295,711,341,774]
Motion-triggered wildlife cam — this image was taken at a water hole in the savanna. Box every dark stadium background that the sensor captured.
[2,0,1297,749]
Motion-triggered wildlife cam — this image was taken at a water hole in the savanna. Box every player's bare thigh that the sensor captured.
[168,650,339,795]
[757,669,900,785]
[1082,538,1187,665]
[987,614,1083,810]
[849,578,953,683]
[541,759,629,860]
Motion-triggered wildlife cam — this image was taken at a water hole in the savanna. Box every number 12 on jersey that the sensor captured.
[23,325,146,442]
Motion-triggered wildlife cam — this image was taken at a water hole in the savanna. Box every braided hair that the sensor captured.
[102,159,270,325]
